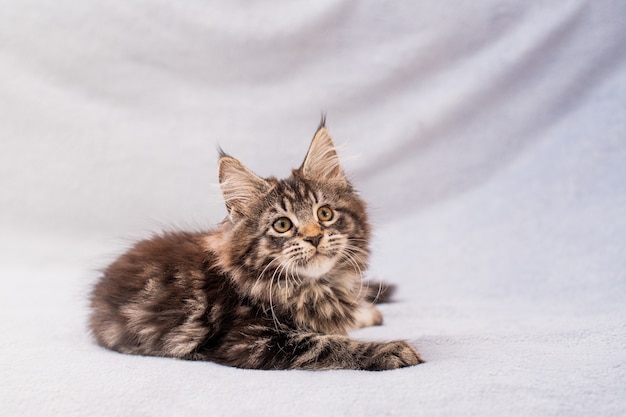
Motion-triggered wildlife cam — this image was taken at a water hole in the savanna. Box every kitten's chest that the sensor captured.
[288,280,359,335]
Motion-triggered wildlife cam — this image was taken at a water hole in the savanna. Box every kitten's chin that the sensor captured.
[296,256,336,280]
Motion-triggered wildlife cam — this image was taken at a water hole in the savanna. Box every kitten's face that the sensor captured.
[219,123,370,282]
[254,176,368,280]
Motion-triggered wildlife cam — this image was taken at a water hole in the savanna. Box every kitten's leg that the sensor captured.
[353,280,395,329]
[202,325,424,371]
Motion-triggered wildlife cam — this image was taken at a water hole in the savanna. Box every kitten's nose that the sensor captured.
[304,234,323,248]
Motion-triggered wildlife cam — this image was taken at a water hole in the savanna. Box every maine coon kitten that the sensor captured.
[89,119,423,370]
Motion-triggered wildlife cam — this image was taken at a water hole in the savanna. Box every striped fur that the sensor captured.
[89,121,423,370]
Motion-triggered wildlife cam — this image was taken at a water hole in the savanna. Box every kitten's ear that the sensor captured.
[218,154,270,220]
[300,124,348,185]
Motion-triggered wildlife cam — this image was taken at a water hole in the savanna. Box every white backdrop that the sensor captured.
[1,1,625,416]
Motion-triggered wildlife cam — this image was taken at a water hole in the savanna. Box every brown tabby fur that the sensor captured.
[89,118,423,370]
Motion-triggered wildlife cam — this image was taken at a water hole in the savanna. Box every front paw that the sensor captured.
[362,341,424,371]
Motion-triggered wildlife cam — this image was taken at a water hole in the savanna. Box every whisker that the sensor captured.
[285,258,301,287]
[252,257,281,295]
[347,237,369,243]
[339,249,366,304]
[282,245,304,256]
[268,271,278,330]
[342,247,367,267]
[343,244,369,255]
[371,280,385,304]
[268,258,291,330]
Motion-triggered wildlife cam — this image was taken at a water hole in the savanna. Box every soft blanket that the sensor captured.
[1,1,624,416]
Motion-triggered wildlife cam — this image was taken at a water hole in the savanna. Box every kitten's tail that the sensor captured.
[362,281,396,304]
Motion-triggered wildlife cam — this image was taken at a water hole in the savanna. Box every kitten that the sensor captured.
[89,118,424,370]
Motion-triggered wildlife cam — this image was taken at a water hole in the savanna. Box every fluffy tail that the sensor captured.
[362,281,397,304]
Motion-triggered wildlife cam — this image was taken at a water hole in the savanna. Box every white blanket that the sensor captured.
[1,1,625,416]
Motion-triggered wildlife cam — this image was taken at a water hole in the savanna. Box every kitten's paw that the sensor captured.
[353,303,383,329]
[363,341,424,371]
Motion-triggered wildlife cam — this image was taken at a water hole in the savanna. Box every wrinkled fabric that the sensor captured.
[1,1,625,416]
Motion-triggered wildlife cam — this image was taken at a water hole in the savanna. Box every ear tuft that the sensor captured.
[218,156,270,220]
[300,125,347,184]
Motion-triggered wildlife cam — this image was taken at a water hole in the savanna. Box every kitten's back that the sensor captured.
[89,231,227,358]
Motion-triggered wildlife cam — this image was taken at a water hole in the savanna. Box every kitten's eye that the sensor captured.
[317,206,333,222]
[273,217,293,233]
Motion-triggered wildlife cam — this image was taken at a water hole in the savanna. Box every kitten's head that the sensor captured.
[218,120,370,283]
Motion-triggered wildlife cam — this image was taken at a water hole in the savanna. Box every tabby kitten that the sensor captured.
[89,119,423,370]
